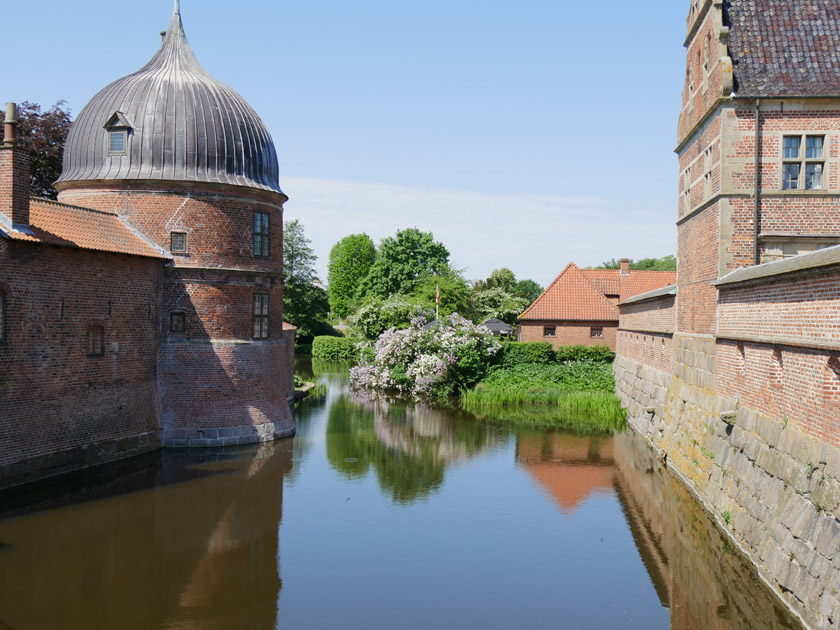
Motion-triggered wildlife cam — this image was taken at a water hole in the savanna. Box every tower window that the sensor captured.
[170,312,186,333]
[87,326,104,356]
[253,294,269,339]
[170,232,188,253]
[782,135,825,190]
[254,212,270,257]
[108,130,126,154]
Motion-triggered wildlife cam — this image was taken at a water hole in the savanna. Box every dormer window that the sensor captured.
[104,112,132,156]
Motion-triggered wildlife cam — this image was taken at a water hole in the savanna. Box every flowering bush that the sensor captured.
[350,313,502,399]
[350,295,433,340]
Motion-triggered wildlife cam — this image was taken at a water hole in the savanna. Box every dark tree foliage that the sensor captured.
[0,101,72,200]
[595,255,676,271]
[283,219,331,340]
[327,233,376,318]
[358,228,451,300]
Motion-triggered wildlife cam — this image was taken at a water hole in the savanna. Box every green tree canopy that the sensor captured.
[511,279,543,302]
[470,286,530,326]
[327,233,376,318]
[283,219,330,340]
[594,255,676,271]
[0,101,72,200]
[412,272,472,319]
[358,228,451,300]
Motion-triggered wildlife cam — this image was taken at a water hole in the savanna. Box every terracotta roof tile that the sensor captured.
[520,264,676,322]
[520,263,619,321]
[1,199,167,259]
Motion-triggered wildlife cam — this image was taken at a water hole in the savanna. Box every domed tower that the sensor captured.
[55,1,294,446]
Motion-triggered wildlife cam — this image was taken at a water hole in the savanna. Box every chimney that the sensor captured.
[1,102,31,230]
[619,258,630,276]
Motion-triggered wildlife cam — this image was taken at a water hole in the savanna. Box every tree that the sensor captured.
[594,255,676,271]
[512,279,543,302]
[472,267,516,293]
[358,228,451,300]
[412,272,472,318]
[283,219,330,340]
[327,233,376,318]
[0,101,72,200]
[470,286,530,326]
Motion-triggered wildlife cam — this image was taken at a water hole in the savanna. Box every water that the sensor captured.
[0,359,803,630]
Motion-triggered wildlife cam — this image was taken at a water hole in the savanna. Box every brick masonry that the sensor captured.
[518,320,617,350]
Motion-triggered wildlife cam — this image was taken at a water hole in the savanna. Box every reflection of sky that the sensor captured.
[280,386,669,630]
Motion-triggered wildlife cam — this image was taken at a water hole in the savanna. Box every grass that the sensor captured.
[459,360,626,432]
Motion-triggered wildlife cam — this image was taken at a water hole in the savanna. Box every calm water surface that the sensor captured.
[0,359,803,629]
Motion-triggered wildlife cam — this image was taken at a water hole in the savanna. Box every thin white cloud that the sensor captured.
[281,177,676,288]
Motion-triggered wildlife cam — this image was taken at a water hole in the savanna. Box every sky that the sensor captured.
[4,0,688,288]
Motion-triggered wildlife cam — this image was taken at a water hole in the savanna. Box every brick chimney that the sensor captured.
[619,258,630,276]
[1,102,31,230]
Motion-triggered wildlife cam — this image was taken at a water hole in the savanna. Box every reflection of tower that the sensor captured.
[55,2,294,446]
[515,432,615,515]
[0,442,293,630]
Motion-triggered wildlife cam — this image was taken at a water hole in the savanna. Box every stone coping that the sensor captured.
[618,284,677,307]
[714,244,840,287]
[618,327,674,336]
[717,333,840,354]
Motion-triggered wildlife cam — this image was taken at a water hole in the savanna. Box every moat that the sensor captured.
[0,360,804,630]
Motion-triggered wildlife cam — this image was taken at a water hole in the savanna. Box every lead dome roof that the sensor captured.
[57,3,283,194]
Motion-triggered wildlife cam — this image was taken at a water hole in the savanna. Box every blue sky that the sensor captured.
[5,0,687,287]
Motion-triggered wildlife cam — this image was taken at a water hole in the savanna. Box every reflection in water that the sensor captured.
[0,442,292,630]
[326,394,502,504]
[0,362,807,630]
[516,431,616,514]
[612,431,805,630]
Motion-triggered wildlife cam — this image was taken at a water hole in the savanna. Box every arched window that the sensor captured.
[87,326,104,356]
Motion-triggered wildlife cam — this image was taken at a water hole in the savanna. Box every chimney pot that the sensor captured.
[4,102,18,147]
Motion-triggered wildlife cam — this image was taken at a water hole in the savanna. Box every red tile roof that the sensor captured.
[1,199,167,259]
[520,263,676,322]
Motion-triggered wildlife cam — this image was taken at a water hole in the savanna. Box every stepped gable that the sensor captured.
[56,2,283,194]
[520,263,620,321]
[727,0,840,97]
[0,198,168,259]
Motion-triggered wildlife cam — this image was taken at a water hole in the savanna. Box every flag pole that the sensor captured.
[436,283,440,321]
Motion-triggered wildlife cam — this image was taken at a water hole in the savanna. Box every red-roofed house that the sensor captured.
[517,259,676,350]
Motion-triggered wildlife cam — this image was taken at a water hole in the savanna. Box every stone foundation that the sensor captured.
[615,333,840,630]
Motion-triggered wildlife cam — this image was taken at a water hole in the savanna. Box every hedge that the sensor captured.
[312,336,360,361]
[555,344,615,363]
[500,341,556,367]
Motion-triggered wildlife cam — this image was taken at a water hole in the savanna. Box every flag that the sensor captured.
[436,284,440,305]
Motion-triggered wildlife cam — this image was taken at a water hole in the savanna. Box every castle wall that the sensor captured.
[0,239,162,489]
[517,320,617,350]
[59,182,295,447]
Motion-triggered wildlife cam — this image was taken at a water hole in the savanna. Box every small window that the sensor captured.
[254,212,270,257]
[591,327,603,338]
[806,163,823,190]
[0,291,5,342]
[87,326,104,356]
[782,134,825,191]
[783,163,800,190]
[783,136,801,159]
[806,136,824,159]
[170,232,188,253]
[170,312,186,333]
[108,131,126,154]
[544,326,556,338]
[253,294,269,339]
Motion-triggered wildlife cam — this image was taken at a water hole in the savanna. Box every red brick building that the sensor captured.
[613,2,840,626]
[0,4,295,489]
[517,259,675,351]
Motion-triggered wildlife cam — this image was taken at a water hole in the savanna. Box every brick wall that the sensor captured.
[0,147,31,227]
[0,239,162,488]
[57,181,285,272]
[619,295,675,333]
[518,320,617,350]
[616,332,673,374]
[677,203,719,334]
[717,269,840,447]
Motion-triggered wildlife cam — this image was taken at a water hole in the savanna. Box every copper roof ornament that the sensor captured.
[56,1,284,195]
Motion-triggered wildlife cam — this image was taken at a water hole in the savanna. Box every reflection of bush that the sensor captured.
[325,395,500,504]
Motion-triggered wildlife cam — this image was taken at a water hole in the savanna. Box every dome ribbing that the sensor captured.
[57,5,283,194]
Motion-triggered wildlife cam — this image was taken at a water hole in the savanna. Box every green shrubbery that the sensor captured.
[499,342,615,367]
[312,336,361,361]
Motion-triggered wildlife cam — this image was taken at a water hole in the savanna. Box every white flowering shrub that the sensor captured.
[350,313,502,399]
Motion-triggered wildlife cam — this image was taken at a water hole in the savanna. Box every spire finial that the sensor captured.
[174,0,180,14]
